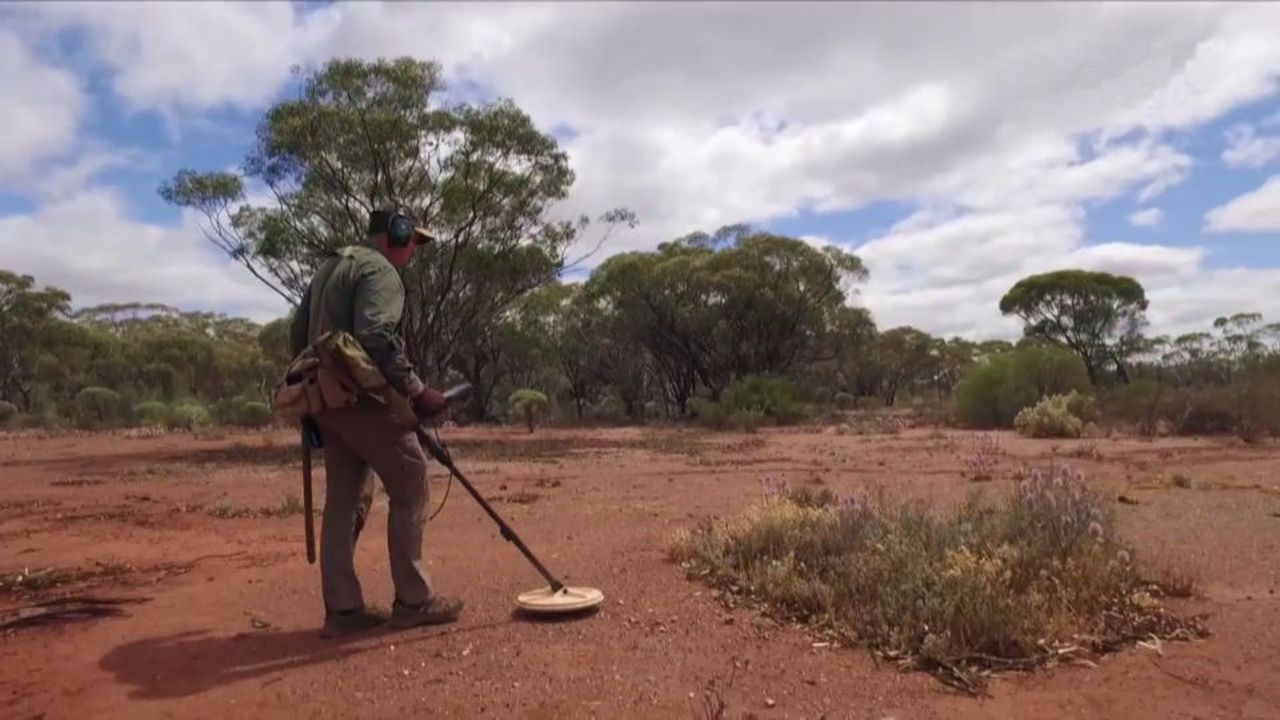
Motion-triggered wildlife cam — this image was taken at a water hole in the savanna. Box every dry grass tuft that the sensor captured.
[496,490,542,505]
[672,465,1208,693]
[208,492,306,519]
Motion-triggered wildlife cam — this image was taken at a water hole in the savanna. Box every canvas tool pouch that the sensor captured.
[270,248,416,428]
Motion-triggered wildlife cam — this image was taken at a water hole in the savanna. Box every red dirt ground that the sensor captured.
[2,425,1278,719]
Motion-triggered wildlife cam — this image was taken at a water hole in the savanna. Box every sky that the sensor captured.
[1,2,1279,340]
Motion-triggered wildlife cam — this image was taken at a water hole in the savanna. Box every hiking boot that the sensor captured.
[320,606,388,638]
[388,596,464,629]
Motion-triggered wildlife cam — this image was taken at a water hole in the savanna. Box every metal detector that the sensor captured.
[418,384,603,615]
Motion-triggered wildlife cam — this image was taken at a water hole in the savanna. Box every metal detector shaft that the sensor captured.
[418,427,565,593]
[301,429,316,565]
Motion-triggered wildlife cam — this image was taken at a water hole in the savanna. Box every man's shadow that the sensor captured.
[99,609,596,700]
[99,621,501,700]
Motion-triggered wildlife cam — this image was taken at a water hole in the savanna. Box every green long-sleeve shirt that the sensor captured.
[289,245,425,398]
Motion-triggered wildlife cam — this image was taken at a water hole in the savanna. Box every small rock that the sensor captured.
[764,697,777,708]
[250,617,271,629]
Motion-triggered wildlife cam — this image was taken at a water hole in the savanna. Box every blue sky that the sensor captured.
[2,2,1279,338]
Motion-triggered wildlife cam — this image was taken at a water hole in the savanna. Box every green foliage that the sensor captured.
[1013,392,1088,438]
[0,400,15,425]
[132,401,170,427]
[672,466,1203,692]
[507,389,551,433]
[75,386,126,426]
[587,228,868,413]
[689,376,804,432]
[1230,361,1280,442]
[0,270,72,409]
[7,412,66,430]
[954,345,1090,428]
[875,326,938,407]
[1102,377,1166,435]
[163,57,632,421]
[1000,269,1148,383]
[0,266,288,429]
[833,392,857,410]
[688,398,765,433]
[257,318,294,367]
[210,397,274,428]
[165,401,212,431]
[720,375,803,423]
[1063,388,1098,423]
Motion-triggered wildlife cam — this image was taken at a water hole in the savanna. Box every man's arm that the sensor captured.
[289,284,312,357]
[352,263,426,397]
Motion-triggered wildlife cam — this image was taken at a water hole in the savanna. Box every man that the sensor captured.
[289,205,463,637]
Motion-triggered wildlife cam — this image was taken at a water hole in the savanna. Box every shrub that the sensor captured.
[7,412,65,430]
[1102,377,1166,436]
[954,345,1090,428]
[689,397,727,429]
[1064,390,1098,423]
[689,398,763,432]
[211,397,274,428]
[0,400,16,426]
[1013,392,1086,438]
[239,401,273,428]
[725,409,764,433]
[507,389,551,433]
[587,396,628,423]
[166,401,211,431]
[132,401,170,427]
[721,375,804,424]
[672,464,1205,693]
[965,433,1002,481]
[1171,387,1236,435]
[75,386,126,426]
[833,392,858,410]
[1230,363,1280,443]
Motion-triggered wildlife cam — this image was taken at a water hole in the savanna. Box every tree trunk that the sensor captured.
[1113,355,1131,385]
[1081,355,1098,385]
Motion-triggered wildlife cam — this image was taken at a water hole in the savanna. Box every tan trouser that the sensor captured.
[313,398,434,612]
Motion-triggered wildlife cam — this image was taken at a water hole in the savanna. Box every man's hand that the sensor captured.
[411,387,450,425]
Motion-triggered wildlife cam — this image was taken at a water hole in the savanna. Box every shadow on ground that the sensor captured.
[99,619,511,700]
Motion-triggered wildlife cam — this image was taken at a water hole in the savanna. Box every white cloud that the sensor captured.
[1105,4,1280,134]
[1146,268,1280,335]
[1066,242,1202,279]
[0,31,85,182]
[858,203,1234,340]
[5,2,1280,339]
[1222,123,1280,168]
[0,189,288,321]
[1204,175,1280,233]
[15,2,337,118]
[31,146,155,201]
[1129,207,1164,227]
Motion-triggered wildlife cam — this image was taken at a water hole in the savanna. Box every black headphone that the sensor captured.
[385,206,415,248]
